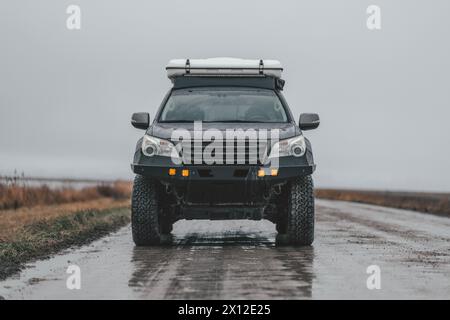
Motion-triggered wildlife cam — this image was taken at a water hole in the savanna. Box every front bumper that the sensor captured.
[131,149,316,207]
[132,163,314,182]
[131,153,315,184]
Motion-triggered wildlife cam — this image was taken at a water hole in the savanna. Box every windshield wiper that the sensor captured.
[202,120,267,123]
[160,120,269,123]
[159,120,194,123]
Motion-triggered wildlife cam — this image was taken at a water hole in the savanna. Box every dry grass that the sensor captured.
[316,189,450,217]
[0,176,133,279]
[0,198,130,242]
[0,206,131,280]
[0,178,132,210]
[0,177,132,241]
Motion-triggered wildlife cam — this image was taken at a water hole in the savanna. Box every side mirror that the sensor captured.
[131,112,150,130]
[299,113,320,130]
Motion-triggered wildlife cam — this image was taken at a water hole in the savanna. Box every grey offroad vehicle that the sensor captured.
[130,59,320,246]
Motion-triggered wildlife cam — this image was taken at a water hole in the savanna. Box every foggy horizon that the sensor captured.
[1,0,450,192]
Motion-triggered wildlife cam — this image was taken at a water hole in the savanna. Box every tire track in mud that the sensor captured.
[163,239,228,299]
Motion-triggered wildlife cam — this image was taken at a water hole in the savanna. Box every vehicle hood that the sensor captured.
[148,122,299,141]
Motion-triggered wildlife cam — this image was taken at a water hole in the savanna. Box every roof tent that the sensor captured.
[167,58,285,90]
[166,57,283,79]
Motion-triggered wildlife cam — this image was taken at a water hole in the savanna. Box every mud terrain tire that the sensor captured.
[278,176,315,246]
[131,175,161,246]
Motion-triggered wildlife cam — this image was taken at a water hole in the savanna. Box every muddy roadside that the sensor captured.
[0,177,132,280]
[0,205,130,280]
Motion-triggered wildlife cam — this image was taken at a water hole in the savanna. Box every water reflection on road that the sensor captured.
[128,228,315,299]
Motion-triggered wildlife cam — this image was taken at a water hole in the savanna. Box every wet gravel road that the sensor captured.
[1,199,449,299]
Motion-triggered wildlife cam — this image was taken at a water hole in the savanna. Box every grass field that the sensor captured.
[0,176,131,210]
[0,177,132,280]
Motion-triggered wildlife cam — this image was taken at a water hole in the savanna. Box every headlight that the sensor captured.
[269,135,306,159]
[141,135,179,158]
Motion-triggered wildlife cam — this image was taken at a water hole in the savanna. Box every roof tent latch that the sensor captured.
[185,59,191,74]
[259,59,264,75]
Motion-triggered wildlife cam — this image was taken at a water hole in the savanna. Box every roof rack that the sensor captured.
[172,76,285,90]
[166,58,283,79]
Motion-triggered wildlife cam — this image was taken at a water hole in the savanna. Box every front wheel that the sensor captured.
[131,175,161,246]
[277,176,315,246]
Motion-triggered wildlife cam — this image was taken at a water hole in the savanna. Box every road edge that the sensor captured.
[0,206,131,280]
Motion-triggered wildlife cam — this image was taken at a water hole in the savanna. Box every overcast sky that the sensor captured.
[1,0,449,191]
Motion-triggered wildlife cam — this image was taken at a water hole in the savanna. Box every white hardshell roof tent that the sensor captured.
[166,57,283,79]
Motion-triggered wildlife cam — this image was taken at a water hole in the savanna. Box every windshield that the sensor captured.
[159,87,288,123]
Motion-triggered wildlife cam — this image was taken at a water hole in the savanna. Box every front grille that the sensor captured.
[176,140,269,165]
